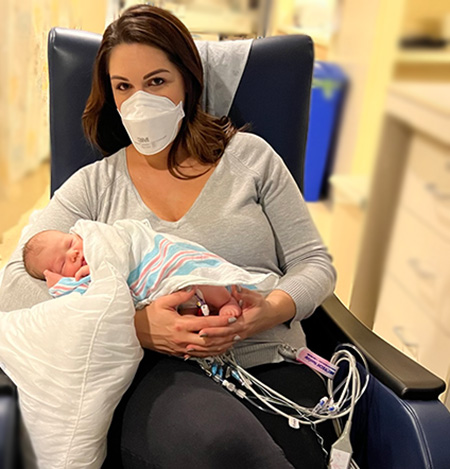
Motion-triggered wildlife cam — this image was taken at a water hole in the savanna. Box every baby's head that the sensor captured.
[23,230,86,283]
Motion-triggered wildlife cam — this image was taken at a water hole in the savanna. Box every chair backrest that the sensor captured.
[47,27,314,195]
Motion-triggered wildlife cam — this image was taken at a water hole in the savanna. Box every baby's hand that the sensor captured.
[43,270,63,288]
[75,265,90,281]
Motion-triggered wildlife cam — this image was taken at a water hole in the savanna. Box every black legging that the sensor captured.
[103,351,336,469]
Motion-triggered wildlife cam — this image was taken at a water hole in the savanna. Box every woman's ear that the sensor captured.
[43,270,63,288]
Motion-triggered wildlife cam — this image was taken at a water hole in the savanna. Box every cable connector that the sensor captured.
[278,344,297,360]
[327,398,337,413]
[231,369,243,384]
[288,417,300,429]
[195,290,210,316]
[313,396,329,414]
[328,420,353,469]
[222,380,236,393]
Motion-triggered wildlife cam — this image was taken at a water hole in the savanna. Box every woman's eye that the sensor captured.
[116,82,130,91]
[149,77,165,87]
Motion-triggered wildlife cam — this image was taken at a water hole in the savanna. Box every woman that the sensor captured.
[1,5,337,468]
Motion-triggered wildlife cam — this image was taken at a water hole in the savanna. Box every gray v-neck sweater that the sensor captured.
[0,132,336,368]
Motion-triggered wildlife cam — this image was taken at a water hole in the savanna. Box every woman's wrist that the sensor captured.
[233,288,297,339]
[134,307,153,350]
[265,289,296,325]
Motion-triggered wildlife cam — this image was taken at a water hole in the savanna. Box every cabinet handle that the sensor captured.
[393,326,419,347]
[408,258,435,279]
[425,183,450,201]
[393,326,419,359]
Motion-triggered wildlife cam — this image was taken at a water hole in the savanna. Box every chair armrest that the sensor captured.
[0,371,16,397]
[0,370,17,469]
[302,294,445,400]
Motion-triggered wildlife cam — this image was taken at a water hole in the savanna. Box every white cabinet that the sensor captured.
[373,84,450,405]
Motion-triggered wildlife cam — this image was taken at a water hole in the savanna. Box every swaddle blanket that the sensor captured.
[52,219,279,309]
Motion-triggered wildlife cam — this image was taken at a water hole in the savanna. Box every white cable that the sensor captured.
[196,344,370,469]
[195,343,370,469]
[211,345,370,425]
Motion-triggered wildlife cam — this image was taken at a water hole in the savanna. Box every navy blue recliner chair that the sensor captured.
[1,27,450,468]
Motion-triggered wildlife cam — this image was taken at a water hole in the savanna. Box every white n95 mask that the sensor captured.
[118,90,185,155]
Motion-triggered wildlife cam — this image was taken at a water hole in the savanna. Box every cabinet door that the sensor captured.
[374,274,450,381]
[373,131,450,389]
[402,134,450,244]
[382,207,450,323]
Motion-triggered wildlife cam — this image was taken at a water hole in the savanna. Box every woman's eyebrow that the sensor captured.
[143,69,170,80]
[110,69,170,82]
[110,75,129,81]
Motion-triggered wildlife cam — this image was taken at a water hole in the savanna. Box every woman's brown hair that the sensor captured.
[82,4,238,178]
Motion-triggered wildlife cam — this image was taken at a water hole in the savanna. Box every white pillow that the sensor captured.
[0,261,143,468]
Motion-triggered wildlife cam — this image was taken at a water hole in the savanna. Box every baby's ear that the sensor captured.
[43,270,63,288]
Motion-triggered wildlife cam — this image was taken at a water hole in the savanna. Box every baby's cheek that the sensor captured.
[63,265,77,278]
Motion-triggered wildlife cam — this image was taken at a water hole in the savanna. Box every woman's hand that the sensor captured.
[134,288,241,358]
[187,287,296,354]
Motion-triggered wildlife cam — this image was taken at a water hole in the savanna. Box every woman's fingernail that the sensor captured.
[228,317,237,324]
[233,335,241,342]
[238,300,243,307]
[186,348,195,352]
[236,285,242,293]
[184,354,190,361]
[199,333,208,338]
[185,286,192,292]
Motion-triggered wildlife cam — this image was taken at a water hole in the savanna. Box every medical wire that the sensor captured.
[194,344,369,469]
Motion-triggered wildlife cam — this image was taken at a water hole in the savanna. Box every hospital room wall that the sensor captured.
[0,0,107,240]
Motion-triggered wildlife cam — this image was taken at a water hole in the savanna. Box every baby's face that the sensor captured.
[36,231,86,278]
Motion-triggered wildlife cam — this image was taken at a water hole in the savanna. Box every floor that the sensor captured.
[0,162,50,269]
[0,162,333,269]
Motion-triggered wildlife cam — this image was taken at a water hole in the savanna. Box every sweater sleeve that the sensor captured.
[256,139,337,323]
[0,166,97,311]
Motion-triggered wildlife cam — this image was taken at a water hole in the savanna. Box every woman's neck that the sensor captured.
[126,144,213,177]
[126,144,171,171]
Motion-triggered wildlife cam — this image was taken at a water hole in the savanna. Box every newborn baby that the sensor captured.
[23,224,245,317]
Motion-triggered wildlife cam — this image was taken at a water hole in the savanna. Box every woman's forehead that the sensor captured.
[109,43,172,73]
